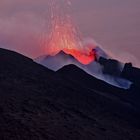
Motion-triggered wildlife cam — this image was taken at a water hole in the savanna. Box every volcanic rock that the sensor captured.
[0,48,140,140]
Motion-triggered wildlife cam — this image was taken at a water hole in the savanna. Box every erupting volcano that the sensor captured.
[44,0,96,64]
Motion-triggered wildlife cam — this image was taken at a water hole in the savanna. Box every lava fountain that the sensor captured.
[45,0,96,64]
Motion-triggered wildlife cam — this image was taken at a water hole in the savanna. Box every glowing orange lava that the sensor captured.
[63,48,96,64]
[45,0,96,65]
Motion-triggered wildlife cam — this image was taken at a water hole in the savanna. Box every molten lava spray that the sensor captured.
[45,0,96,64]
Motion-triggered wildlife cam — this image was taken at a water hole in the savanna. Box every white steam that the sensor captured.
[35,39,132,89]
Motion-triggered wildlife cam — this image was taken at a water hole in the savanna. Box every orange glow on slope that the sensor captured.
[45,0,96,65]
[63,48,96,64]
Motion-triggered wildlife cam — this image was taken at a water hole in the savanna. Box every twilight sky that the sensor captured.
[0,0,140,66]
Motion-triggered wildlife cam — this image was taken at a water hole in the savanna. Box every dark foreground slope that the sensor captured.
[57,64,140,110]
[0,48,140,140]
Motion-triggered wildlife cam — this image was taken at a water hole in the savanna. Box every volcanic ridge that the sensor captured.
[0,48,140,140]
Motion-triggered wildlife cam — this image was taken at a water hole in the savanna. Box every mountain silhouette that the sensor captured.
[0,48,140,140]
[35,50,132,89]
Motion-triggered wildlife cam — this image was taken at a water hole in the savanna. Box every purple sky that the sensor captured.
[0,0,140,66]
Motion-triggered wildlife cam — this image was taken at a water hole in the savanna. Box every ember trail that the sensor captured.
[45,0,96,65]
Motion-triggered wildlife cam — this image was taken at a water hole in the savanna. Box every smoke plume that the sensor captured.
[35,39,132,89]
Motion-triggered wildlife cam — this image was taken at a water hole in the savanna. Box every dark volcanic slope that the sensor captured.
[57,64,125,93]
[0,48,140,140]
[57,64,140,109]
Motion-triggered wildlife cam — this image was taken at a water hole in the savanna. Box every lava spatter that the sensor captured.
[45,0,96,64]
